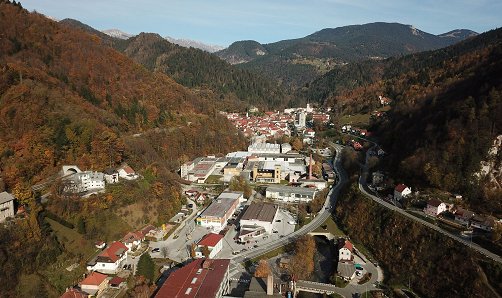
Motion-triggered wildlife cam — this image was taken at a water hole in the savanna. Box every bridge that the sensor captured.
[307,232,336,240]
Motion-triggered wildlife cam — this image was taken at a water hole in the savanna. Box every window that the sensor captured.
[191,278,197,284]
[185,288,192,295]
[196,269,203,274]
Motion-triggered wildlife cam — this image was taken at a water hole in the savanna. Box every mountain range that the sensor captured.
[164,36,224,53]
[216,22,478,88]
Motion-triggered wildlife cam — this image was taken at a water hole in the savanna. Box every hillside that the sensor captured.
[336,185,502,298]
[303,28,502,214]
[0,2,246,296]
[216,22,477,88]
[58,19,289,110]
[0,4,245,188]
[119,33,288,109]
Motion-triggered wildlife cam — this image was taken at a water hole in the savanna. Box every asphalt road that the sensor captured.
[229,144,348,276]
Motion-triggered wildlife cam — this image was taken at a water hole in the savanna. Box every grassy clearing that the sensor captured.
[205,175,223,184]
[46,217,95,258]
[313,216,346,237]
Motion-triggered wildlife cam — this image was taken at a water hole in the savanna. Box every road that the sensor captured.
[229,144,348,276]
[358,142,502,265]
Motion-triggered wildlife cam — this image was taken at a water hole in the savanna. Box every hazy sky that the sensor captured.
[20,0,502,46]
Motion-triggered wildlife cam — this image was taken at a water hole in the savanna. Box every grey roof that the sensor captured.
[266,185,316,196]
[200,198,237,218]
[241,203,278,223]
[337,262,355,279]
[0,192,15,205]
[217,191,243,200]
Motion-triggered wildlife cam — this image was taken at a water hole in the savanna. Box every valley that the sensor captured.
[0,1,501,298]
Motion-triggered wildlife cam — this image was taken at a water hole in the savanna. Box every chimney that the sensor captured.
[267,274,273,295]
[308,153,313,180]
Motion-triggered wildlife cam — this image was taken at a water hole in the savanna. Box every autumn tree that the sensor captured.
[288,235,315,279]
[12,182,33,206]
[254,259,271,278]
[190,243,197,259]
[202,246,211,258]
[290,138,303,151]
[229,176,252,199]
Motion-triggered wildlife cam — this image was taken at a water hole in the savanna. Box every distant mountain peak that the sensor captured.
[164,36,224,53]
[438,29,478,39]
[102,29,133,40]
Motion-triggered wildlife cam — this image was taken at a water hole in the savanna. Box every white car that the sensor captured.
[288,221,296,225]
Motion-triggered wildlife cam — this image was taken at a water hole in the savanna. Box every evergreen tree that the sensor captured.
[136,253,155,283]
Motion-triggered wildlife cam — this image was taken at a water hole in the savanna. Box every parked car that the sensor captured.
[151,247,160,253]
[275,219,281,222]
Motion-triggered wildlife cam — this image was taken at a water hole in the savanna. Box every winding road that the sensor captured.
[357,139,502,265]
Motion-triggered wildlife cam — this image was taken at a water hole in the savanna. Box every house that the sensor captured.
[60,288,88,298]
[471,215,495,231]
[394,184,411,201]
[337,261,356,281]
[95,241,106,249]
[80,272,108,296]
[304,128,315,138]
[103,168,119,184]
[195,192,208,203]
[338,239,354,262]
[0,192,15,223]
[121,231,144,251]
[424,199,447,217]
[352,142,363,151]
[195,233,224,259]
[118,164,139,180]
[297,178,327,191]
[155,259,230,298]
[454,208,475,227]
[266,185,316,203]
[239,203,278,242]
[372,172,385,186]
[87,241,128,274]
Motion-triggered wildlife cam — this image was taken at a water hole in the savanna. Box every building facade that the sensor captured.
[266,185,316,203]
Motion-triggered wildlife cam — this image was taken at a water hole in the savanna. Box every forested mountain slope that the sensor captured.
[217,22,477,88]
[0,2,244,191]
[304,28,502,214]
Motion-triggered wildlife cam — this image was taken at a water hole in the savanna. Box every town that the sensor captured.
[2,100,501,298]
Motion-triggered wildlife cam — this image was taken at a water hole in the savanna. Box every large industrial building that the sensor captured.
[265,185,317,203]
[196,191,243,232]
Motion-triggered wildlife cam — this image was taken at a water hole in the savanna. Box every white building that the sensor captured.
[118,164,139,180]
[296,112,306,128]
[394,184,411,201]
[0,192,15,223]
[281,143,292,154]
[195,233,224,259]
[248,143,281,154]
[266,185,317,203]
[87,241,128,274]
[424,199,447,217]
[104,168,119,184]
[239,202,278,234]
[64,171,105,194]
[121,231,144,251]
[339,240,353,262]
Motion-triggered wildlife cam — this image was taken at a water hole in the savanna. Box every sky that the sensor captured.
[20,0,502,46]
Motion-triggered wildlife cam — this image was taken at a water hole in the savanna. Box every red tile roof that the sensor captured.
[394,184,408,193]
[427,198,444,207]
[109,276,125,286]
[120,165,135,174]
[343,240,354,252]
[155,259,230,298]
[197,233,224,247]
[122,231,143,244]
[98,241,128,263]
[81,272,108,286]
